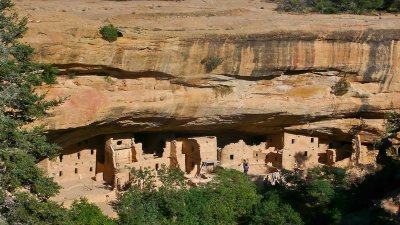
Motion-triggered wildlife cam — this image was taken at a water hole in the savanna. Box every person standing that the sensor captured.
[243,160,249,175]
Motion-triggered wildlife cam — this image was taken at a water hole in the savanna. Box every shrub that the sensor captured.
[212,85,233,97]
[331,78,350,96]
[384,105,400,134]
[305,179,335,206]
[10,43,34,62]
[250,192,304,225]
[103,75,114,84]
[40,64,59,84]
[99,24,118,42]
[315,0,338,13]
[117,168,260,225]
[389,0,400,11]
[68,198,116,225]
[276,0,311,12]
[201,57,224,73]
[277,0,389,14]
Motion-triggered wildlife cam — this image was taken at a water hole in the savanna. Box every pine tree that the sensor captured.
[0,0,65,223]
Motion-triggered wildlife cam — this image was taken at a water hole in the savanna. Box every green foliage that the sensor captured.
[276,0,310,13]
[309,166,347,187]
[3,193,72,225]
[267,166,353,225]
[10,43,34,62]
[315,0,338,14]
[389,0,400,11]
[276,0,389,14]
[207,168,261,223]
[69,198,116,225]
[384,105,400,134]
[331,78,350,96]
[99,24,119,42]
[40,64,59,84]
[0,1,65,223]
[128,167,156,191]
[117,168,261,225]
[200,56,224,73]
[250,191,304,225]
[103,75,115,84]
[157,164,186,189]
[305,179,335,206]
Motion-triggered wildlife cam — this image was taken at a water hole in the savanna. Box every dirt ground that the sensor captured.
[51,178,118,218]
[16,0,400,42]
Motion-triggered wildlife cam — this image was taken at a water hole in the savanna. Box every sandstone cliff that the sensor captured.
[17,0,400,147]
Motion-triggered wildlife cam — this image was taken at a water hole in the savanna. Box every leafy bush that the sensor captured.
[276,0,389,14]
[40,64,59,84]
[305,179,335,206]
[201,57,224,73]
[10,43,34,62]
[389,0,400,11]
[276,0,312,12]
[250,191,304,225]
[68,198,116,225]
[384,106,400,134]
[99,24,119,42]
[331,78,350,96]
[117,168,261,225]
[316,0,338,13]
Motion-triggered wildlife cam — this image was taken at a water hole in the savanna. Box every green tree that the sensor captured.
[3,192,72,225]
[250,191,304,225]
[0,0,65,223]
[390,0,400,11]
[305,179,335,206]
[116,168,261,225]
[157,164,186,190]
[128,167,156,191]
[68,198,116,225]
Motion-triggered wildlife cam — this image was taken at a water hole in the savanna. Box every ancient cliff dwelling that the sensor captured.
[38,130,366,189]
[4,0,398,222]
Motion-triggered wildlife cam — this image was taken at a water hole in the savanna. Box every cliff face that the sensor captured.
[35,31,400,86]
[18,0,400,147]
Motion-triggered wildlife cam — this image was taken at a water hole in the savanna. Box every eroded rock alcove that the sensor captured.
[16,0,398,184]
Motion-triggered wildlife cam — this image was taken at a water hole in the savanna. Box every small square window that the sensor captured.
[311,138,314,143]
[91,149,94,155]
[89,167,93,172]
[75,168,78,174]
[230,155,234,160]
[304,151,308,157]
[77,152,80,159]
[255,153,258,157]
[59,155,63,162]
[59,171,63,177]
[292,139,295,144]
[117,140,122,145]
